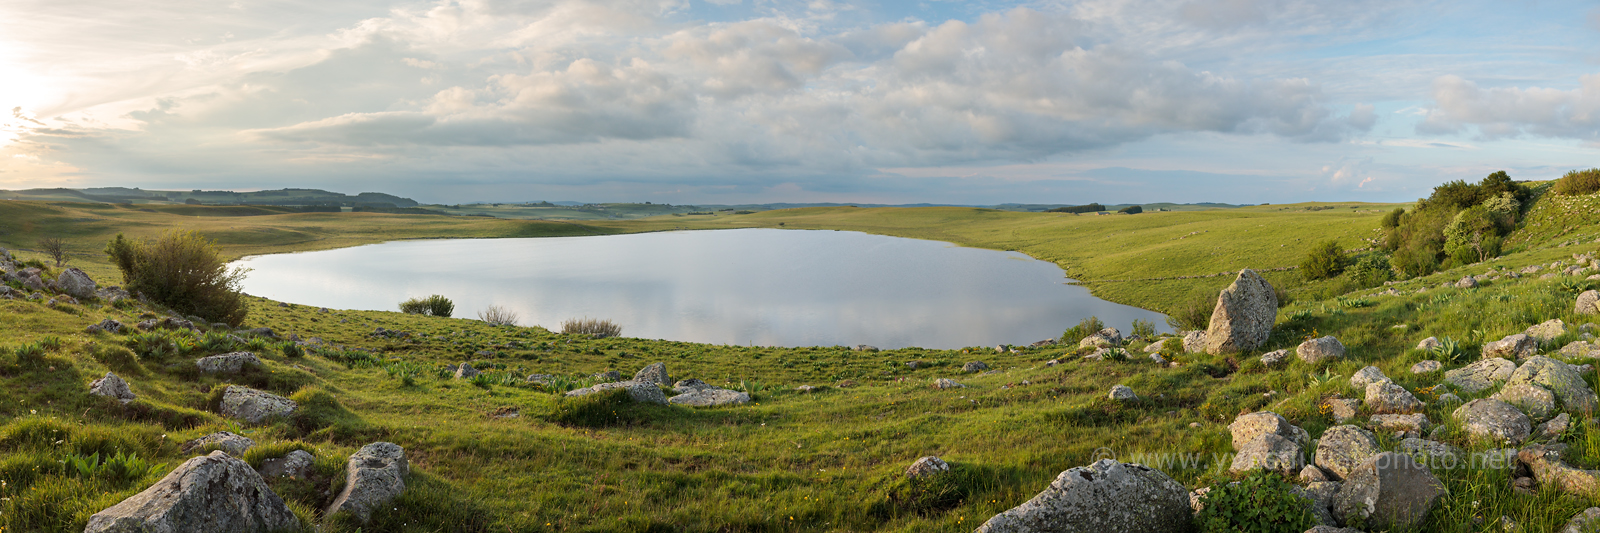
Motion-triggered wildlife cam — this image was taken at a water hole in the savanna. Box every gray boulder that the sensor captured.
[1517,444,1600,498]
[1526,319,1572,344]
[934,378,965,390]
[1229,433,1303,474]
[1108,385,1137,401]
[1578,290,1600,315]
[258,450,315,480]
[1482,333,1537,359]
[1332,452,1446,529]
[1227,411,1310,450]
[1295,482,1340,527]
[196,352,261,374]
[1452,398,1532,444]
[83,451,298,533]
[1416,337,1441,351]
[1296,336,1345,364]
[454,363,480,379]
[565,380,668,405]
[1540,412,1573,439]
[1492,382,1556,420]
[1204,269,1277,354]
[1561,341,1600,359]
[1365,381,1423,414]
[673,378,715,393]
[89,372,136,404]
[1456,275,1478,288]
[1396,438,1461,466]
[1349,366,1391,389]
[326,442,409,523]
[182,431,256,457]
[1443,357,1516,393]
[1300,465,1329,483]
[1370,413,1429,438]
[1325,399,1359,423]
[1259,349,1291,367]
[219,386,298,425]
[1507,355,1599,413]
[1410,360,1442,374]
[1078,328,1122,348]
[964,361,991,373]
[1143,338,1171,353]
[1182,331,1208,353]
[58,268,97,299]
[93,318,126,334]
[668,388,751,407]
[973,459,1192,533]
[633,362,671,385]
[905,456,950,478]
[1314,425,1379,481]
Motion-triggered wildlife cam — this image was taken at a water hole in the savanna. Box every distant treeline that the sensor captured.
[352,206,451,216]
[1046,203,1105,214]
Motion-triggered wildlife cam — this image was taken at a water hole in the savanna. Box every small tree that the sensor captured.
[104,231,249,326]
[1300,240,1346,280]
[38,237,68,266]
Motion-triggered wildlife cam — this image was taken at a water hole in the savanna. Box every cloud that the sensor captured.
[1417,74,1600,141]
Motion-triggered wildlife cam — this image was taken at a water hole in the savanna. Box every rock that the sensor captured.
[1371,413,1430,438]
[1078,328,1122,348]
[1182,331,1208,353]
[564,380,668,405]
[1314,425,1380,481]
[241,327,277,338]
[1300,465,1330,483]
[1350,365,1391,388]
[1143,338,1171,353]
[591,370,623,382]
[1578,290,1600,315]
[1507,355,1600,413]
[57,268,97,299]
[672,378,715,393]
[1296,336,1345,364]
[633,362,671,385]
[1332,452,1446,529]
[1366,381,1423,414]
[1456,275,1478,288]
[1297,481,1340,527]
[1493,382,1557,420]
[1562,508,1600,533]
[1305,524,1363,533]
[905,456,950,478]
[1230,433,1303,474]
[1561,341,1600,358]
[326,442,408,523]
[454,363,480,379]
[1204,269,1277,355]
[1540,412,1573,439]
[258,450,315,480]
[1407,361,1441,375]
[1149,353,1168,365]
[1416,337,1442,351]
[906,360,923,369]
[853,345,879,352]
[1453,398,1532,444]
[1483,333,1538,359]
[1228,411,1310,450]
[667,388,751,407]
[93,318,126,334]
[963,361,991,373]
[182,431,256,457]
[83,451,298,533]
[973,459,1191,533]
[1030,339,1058,348]
[196,351,261,374]
[1325,399,1360,423]
[219,386,297,425]
[1444,357,1517,393]
[1518,444,1600,497]
[1526,319,1572,344]
[88,372,136,404]
[795,385,819,393]
[1260,349,1291,367]
[1108,384,1137,401]
[934,378,965,389]
[1396,438,1461,466]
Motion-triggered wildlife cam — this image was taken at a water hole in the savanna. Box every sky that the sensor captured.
[1,0,1598,205]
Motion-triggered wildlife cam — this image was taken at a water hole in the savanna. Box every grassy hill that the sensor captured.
[3,192,1600,531]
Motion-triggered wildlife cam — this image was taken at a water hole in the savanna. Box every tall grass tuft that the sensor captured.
[1166,294,1215,331]
[562,317,622,338]
[477,305,519,326]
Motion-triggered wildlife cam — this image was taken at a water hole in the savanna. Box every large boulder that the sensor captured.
[1314,426,1379,481]
[1492,382,1556,420]
[633,362,671,385]
[1507,355,1599,413]
[1452,398,1531,444]
[89,372,136,404]
[1204,269,1277,355]
[219,386,297,425]
[1578,290,1600,315]
[1182,331,1208,353]
[1366,382,1424,414]
[58,268,97,299]
[1227,411,1310,450]
[1443,357,1516,393]
[1296,336,1345,364]
[326,442,409,523]
[565,380,668,405]
[668,388,751,407]
[1332,452,1446,529]
[973,459,1192,533]
[1526,319,1572,344]
[196,352,261,374]
[83,451,298,533]
[182,431,256,457]
[1482,333,1537,359]
[1349,366,1391,389]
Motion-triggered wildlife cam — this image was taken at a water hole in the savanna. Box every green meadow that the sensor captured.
[3,188,1600,532]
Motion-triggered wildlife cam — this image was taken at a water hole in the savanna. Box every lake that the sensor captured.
[232,229,1167,349]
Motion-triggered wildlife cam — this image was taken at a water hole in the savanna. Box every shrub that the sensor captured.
[1348,253,1393,287]
[1117,205,1143,214]
[1131,319,1157,340]
[1195,470,1317,533]
[399,295,455,317]
[1379,207,1404,229]
[104,231,249,326]
[1391,240,1441,279]
[1553,168,1600,196]
[478,305,519,326]
[1166,295,1215,331]
[1300,240,1345,281]
[37,237,68,267]
[562,317,622,338]
[1059,316,1106,345]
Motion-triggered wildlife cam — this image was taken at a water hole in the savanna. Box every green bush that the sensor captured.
[1196,470,1317,533]
[1299,240,1346,281]
[1348,253,1393,287]
[399,295,455,317]
[104,230,249,326]
[1379,207,1404,229]
[1553,168,1600,196]
[1131,319,1157,340]
[1059,316,1106,345]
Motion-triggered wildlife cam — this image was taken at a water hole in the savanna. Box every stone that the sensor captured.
[1483,333,1538,359]
[1259,349,1291,367]
[1407,360,1440,374]
[219,386,297,425]
[454,363,480,379]
[1561,508,1600,533]
[668,388,751,407]
[1228,411,1310,450]
[1527,319,1572,344]
[1366,381,1424,414]
[1297,481,1340,527]
[1149,354,1168,365]
[795,385,819,393]
[1204,269,1277,355]
[196,351,261,374]
[1508,355,1600,413]
[1349,366,1391,389]
[182,431,256,457]
[1396,438,1462,466]
[934,378,965,389]
[57,268,97,299]
[1456,275,1478,288]
[1325,399,1360,423]
[963,361,991,373]
[1315,425,1380,481]
[853,345,879,352]
[1143,338,1171,353]
[1453,398,1532,444]
[1444,357,1517,393]
[1561,341,1600,359]
[672,378,715,393]
[93,318,126,334]
[1300,465,1330,483]
[326,442,409,523]
[1519,444,1600,498]
[1541,412,1573,439]
[1578,290,1600,315]
[1371,413,1430,438]
[564,380,668,405]
[973,459,1191,533]
[83,451,298,533]
[258,450,315,480]
[1437,392,1463,404]
[88,372,136,404]
[1332,452,1446,529]
[1493,382,1557,420]
[906,360,923,369]
[1416,337,1442,351]
[1296,336,1345,364]
[1229,433,1303,474]
[633,362,671,385]
[905,456,950,478]
[591,370,623,382]
[1182,330,1208,353]
[1030,339,1058,348]
[1108,384,1137,401]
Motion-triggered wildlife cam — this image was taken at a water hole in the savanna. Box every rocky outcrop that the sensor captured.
[973,459,1192,533]
[565,380,668,405]
[89,372,136,404]
[83,451,298,533]
[905,456,950,478]
[58,268,97,299]
[1332,452,1446,529]
[1443,357,1516,393]
[219,386,298,425]
[633,362,671,385]
[1204,269,1277,355]
[1578,290,1600,315]
[1296,336,1345,364]
[327,442,409,523]
[196,352,261,374]
[1453,398,1532,444]
[1482,333,1537,359]
[182,431,256,457]
[668,388,751,407]
[1314,425,1379,481]
[1508,355,1599,413]
[1108,385,1137,401]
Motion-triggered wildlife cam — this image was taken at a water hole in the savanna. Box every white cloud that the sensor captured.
[1418,74,1600,141]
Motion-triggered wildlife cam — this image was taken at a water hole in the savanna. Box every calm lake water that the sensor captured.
[232,229,1167,349]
